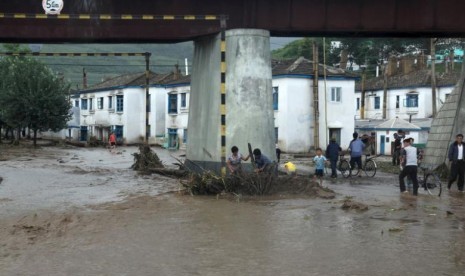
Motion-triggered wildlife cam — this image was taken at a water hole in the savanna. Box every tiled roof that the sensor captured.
[272,57,360,78]
[356,118,432,130]
[376,117,421,130]
[356,70,460,91]
[81,71,176,92]
[81,57,359,92]
[162,74,191,86]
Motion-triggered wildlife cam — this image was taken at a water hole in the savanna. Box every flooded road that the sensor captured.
[1,146,465,275]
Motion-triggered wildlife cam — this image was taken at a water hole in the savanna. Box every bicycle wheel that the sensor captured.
[339,160,351,178]
[350,164,361,177]
[425,173,442,196]
[364,159,377,177]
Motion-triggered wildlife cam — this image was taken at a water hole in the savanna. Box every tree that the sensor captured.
[0,56,71,146]
[271,38,339,66]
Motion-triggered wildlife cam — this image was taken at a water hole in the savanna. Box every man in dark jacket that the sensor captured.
[448,134,465,191]
[392,133,402,165]
[326,137,342,178]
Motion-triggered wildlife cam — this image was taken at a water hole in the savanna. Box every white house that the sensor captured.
[355,70,459,121]
[272,57,359,152]
[161,75,191,149]
[77,71,171,144]
[354,69,459,155]
[356,117,429,155]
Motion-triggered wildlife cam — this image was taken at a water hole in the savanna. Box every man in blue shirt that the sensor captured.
[253,148,272,173]
[349,132,365,174]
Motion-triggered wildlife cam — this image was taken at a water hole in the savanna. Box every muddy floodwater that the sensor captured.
[1,145,465,275]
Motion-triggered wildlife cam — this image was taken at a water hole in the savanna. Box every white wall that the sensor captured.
[80,87,163,144]
[319,79,356,149]
[273,76,356,153]
[164,85,190,148]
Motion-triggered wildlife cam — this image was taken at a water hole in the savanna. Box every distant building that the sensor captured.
[355,117,430,155]
[160,75,191,150]
[355,70,459,121]
[354,63,460,155]
[272,57,359,152]
[51,59,358,153]
[77,71,173,144]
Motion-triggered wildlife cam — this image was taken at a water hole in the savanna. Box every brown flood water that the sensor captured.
[1,146,465,275]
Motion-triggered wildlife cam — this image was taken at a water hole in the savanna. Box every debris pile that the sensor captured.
[182,173,335,198]
[131,144,164,171]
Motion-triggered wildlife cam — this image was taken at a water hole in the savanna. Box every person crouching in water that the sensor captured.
[226,146,250,175]
[253,148,272,173]
[313,148,327,185]
[399,137,419,196]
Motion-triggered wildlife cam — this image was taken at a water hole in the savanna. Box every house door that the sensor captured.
[329,128,341,145]
[114,125,123,144]
[168,128,178,149]
[80,126,88,141]
[380,135,385,155]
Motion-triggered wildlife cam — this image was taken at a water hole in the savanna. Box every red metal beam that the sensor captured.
[0,0,463,43]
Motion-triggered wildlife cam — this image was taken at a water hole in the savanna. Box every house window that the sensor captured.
[168,93,178,114]
[396,95,400,109]
[116,95,124,112]
[445,93,450,101]
[108,96,113,109]
[180,93,187,108]
[274,127,278,143]
[75,100,79,107]
[272,87,279,110]
[183,129,188,144]
[97,97,103,109]
[356,98,360,110]
[89,98,94,110]
[374,96,380,109]
[81,99,88,110]
[405,94,418,107]
[331,87,342,102]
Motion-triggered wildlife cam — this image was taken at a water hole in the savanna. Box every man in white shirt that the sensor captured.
[448,134,465,191]
[399,137,419,196]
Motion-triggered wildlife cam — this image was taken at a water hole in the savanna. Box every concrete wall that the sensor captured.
[424,81,463,167]
[186,29,274,172]
[186,33,222,170]
[226,29,274,163]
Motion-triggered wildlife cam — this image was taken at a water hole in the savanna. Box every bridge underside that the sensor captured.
[0,0,464,43]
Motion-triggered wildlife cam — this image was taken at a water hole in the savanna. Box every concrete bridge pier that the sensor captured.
[186,29,275,173]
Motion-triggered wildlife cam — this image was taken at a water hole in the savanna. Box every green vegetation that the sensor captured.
[0,52,71,146]
[3,43,193,89]
[272,37,464,77]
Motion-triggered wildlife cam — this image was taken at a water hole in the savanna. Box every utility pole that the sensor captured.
[360,68,366,119]
[313,41,320,149]
[431,38,437,117]
[144,52,151,143]
[383,64,388,119]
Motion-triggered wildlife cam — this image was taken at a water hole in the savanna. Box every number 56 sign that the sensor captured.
[42,0,64,15]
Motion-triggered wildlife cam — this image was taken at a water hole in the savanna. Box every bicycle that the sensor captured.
[416,165,442,196]
[344,154,378,178]
[337,155,351,178]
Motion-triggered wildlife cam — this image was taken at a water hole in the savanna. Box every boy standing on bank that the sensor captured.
[399,137,419,196]
[313,148,327,185]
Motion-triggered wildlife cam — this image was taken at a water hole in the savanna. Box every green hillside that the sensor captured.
[7,43,194,89]
[4,37,296,89]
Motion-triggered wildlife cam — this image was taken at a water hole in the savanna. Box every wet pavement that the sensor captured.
[1,146,465,275]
